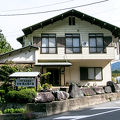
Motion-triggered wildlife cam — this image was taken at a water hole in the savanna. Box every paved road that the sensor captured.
[34,100,120,120]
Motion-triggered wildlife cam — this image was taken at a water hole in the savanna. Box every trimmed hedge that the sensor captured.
[0,90,5,96]
[6,89,37,103]
[3,108,25,114]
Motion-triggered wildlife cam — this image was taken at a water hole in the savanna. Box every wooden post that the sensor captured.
[35,77,37,91]
[64,67,65,86]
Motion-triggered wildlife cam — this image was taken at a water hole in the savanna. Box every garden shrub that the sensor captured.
[42,83,52,90]
[6,88,37,103]
[37,85,43,92]
[3,108,25,114]
[0,90,5,96]
[0,110,2,115]
[0,96,6,104]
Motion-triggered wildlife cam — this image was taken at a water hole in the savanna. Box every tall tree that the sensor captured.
[0,32,13,54]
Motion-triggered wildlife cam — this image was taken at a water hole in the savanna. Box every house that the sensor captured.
[1,9,120,86]
[0,45,38,64]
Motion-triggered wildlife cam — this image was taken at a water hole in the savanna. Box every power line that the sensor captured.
[0,0,109,17]
[1,0,76,12]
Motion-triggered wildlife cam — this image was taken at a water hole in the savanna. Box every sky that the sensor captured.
[0,0,120,49]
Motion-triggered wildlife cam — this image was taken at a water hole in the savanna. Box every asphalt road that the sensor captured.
[34,100,120,120]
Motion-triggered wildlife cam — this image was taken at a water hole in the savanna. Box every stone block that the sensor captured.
[81,87,96,96]
[92,87,105,94]
[68,83,84,98]
[103,86,112,93]
[52,91,69,101]
[107,81,120,92]
[35,92,55,103]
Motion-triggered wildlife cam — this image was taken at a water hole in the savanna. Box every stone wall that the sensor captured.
[1,93,120,119]
[27,93,120,117]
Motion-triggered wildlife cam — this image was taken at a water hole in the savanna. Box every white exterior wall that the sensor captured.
[65,60,111,86]
[35,47,114,63]
[0,50,35,63]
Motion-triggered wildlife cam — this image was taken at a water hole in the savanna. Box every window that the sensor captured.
[65,34,81,53]
[80,67,102,80]
[69,17,75,25]
[41,34,56,54]
[89,33,105,53]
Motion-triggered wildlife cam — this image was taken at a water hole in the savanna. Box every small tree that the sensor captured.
[0,32,13,54]
[0,65,17,83]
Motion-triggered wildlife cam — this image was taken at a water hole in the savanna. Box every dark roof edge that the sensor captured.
[17,9,120,41]
[0,45,38,57]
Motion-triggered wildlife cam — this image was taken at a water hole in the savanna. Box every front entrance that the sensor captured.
[47,68,60,86]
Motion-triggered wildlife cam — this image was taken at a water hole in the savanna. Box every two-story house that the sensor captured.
[1,9,120,86]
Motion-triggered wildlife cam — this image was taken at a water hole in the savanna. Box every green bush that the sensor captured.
[0,96,6,104]
[6,88,37,103]
[3,108,25,114]
[42,83,52,90]
[0,90,5,96]
[37,85,43,92]
[0,110,2,115]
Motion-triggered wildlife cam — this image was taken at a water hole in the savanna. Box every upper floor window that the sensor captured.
[41,34,57,54]
[89,33,105,53]
[65,34,81,54]
[69,16,75,25]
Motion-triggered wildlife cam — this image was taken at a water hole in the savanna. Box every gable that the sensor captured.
[17,9,120,44]
[31,17,112,36]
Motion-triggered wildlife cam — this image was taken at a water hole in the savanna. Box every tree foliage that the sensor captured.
[0,64,32,83]
[0,33,13,54]
[0,65,17,82]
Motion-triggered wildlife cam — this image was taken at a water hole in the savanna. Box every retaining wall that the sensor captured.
[1,92,120,119]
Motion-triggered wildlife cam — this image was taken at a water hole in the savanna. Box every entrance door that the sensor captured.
[47,68,60,86]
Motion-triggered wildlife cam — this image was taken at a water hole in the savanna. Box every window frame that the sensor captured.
[65,33,82,54]
[80,67,103,81]
[41,33,57,54]
[89,33,106,53]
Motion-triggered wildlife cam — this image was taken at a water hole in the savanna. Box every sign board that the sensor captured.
[16,78,35,87]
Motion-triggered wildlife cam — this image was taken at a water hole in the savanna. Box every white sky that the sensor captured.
[0,0,120,49]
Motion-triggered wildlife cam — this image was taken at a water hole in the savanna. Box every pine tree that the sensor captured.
[0,32,13,54]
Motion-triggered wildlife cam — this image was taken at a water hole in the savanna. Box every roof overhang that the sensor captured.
[0,45,38,58]
[35,62,72,66]
[9,72,40,78]
[17,9,120,44]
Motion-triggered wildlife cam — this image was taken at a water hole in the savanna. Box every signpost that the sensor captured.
[16,78,35,87]
[9,72,40,91]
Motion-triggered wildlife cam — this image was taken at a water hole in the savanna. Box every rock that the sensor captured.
[35,92,55,103]
[52,91,69,101]
[68,83,84,98]
[103,86,112,93]
[92,87,105,94]
[107,81,120,92]
[81,87,96,96]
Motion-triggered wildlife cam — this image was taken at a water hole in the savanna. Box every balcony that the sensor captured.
[36,46,115,62]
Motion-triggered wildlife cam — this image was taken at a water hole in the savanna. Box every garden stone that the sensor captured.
[103,86,112,93]
[107,81,120,92]
[81,87,96,96]
[68,83,84,98]
[52,91,69,101]
[92,87,105,94]
[35,92,55,103]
